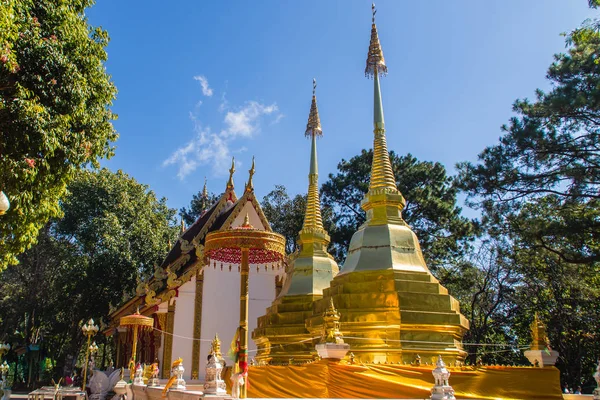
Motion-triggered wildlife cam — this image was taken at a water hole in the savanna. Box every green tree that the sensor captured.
[0,168,176,381]
[180,190,220,226]
[457,18,600,264]
[322,150,478,268]
[0,0,117,269]
[261,185,308,254]
[457,10,600,388]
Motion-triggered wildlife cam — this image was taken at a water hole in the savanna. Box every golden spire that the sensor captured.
[361,3,405,225]
[180,216,186,234]
[365,3,387,77]
[246,156,255,192]
[201,177,208,210]
[226,157,235,191]
[301,79,325,233]
[305,79,322,138]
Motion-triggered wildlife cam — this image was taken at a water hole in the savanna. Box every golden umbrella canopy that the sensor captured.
[120,309,153,368]
[204,216,285,399]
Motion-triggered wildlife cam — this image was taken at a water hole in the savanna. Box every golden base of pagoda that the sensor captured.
[238,361,563,400]
[306,268,469,364]
[253,294,321,364]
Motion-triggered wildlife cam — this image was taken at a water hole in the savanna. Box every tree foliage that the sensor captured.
[0,169,176,380]
[458,21,600,264]
[180,189,219,226]
[321,150,478,268]
[457,11,600,388]
[0,0,117,268]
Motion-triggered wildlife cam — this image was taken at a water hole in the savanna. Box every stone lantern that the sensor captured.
[430,356,455,400]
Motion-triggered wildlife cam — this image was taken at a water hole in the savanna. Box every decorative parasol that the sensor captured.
[204,215,285,398]
[119,309,153,367]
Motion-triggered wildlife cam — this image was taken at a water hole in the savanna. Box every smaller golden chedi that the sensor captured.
[253,79,339,364]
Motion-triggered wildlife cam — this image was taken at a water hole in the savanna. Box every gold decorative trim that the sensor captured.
[191,270,204,380]
[161,301,176,379]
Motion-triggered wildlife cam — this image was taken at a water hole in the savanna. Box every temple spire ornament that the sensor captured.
[246,157,255,192]
[227,157,235,191]
[301,79,325,233]
[180,216,186,235]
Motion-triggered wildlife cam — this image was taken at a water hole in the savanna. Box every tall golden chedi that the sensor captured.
[306,4,469,364]
[253,79,339,363]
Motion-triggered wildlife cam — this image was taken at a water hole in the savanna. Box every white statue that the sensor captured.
[88,370,110,400]
[430,356,456,400]
[133,364,144,386]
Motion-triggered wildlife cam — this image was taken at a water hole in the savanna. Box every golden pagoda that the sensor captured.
[305,4,469,364]
[253,79,339,363]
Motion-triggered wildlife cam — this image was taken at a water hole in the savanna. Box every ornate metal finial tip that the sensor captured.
[372,3,376,23]
[305,79,323,138]
[365,4,387,78]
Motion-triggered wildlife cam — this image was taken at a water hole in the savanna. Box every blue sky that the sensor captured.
[86,1,596,215]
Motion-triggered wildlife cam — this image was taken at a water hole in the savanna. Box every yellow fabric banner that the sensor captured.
[242,361,562,399]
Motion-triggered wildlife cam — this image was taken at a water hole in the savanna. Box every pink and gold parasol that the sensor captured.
[204,216,285,398]
[120,309,153,366]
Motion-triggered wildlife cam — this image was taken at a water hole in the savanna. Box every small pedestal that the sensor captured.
[315,343,350,360]
[172,364,186,390]
[524,349,559,367]
[148,378,159,387]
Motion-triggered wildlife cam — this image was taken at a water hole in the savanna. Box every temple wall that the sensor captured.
[199,263,283,380]
[200,264,241,379]
[171,277,196,379]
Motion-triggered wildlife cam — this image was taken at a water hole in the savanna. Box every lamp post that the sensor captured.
[81,319,98,390]
[88,342,99,373]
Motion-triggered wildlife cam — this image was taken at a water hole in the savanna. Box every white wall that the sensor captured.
[171,277,196,379]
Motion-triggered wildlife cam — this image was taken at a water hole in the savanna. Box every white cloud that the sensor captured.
[223,101,278,138]
[193,75,213,97]
[163,80,283,180]
[163,123,231,180]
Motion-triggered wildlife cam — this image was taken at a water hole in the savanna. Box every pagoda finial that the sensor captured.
[226,157,235,191]
[361,4,405,226]
[301,79,325,233]
[180,216,186,234]
[246,156,255,192]
[305,78,322,138]
[365,3,387,78]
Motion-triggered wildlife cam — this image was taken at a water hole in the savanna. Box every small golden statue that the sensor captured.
[321,298,344,344]
[530,313,550,351]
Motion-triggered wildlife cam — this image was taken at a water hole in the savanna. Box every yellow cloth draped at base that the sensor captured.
[241,361,562,400]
